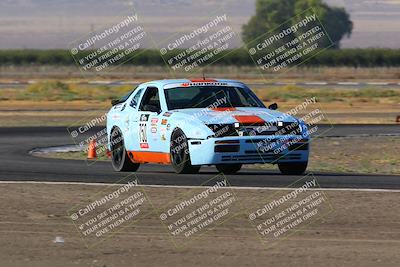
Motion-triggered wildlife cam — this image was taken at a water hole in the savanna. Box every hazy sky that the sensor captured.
[0,0,400,49]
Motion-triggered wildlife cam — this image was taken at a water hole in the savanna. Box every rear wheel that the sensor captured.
[170,129,200,174]
[216,164,242,174]
[111,127,140,172]
[278,162,307,175]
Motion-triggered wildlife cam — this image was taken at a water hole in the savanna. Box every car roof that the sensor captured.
[140,79,246,88]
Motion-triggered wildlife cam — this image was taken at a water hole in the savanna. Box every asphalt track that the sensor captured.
[0,125,399,189]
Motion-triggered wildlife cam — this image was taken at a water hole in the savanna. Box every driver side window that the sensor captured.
[139,87,161,113]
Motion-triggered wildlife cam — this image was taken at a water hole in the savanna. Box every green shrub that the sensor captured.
[1,49,400,67]
[25,81,75,101]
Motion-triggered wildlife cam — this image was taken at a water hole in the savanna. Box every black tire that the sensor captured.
[170,129,200,174]
[110,127,140,172]
[216,164,242,174]
[278,162,308,175]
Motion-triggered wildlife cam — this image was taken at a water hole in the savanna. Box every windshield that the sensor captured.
[164,86,265,110]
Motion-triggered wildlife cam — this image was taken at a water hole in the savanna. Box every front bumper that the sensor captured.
[189,135,309,165]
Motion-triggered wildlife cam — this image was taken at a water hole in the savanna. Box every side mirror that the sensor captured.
[268,103,278,110]
[111,99,120,106]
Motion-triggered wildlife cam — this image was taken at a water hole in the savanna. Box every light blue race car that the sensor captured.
[107,79,310,174]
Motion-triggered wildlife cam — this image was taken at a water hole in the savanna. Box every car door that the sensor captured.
[122,87,144,151]
[135,86,163,152]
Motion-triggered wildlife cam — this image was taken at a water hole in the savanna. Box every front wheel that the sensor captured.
[110,127,140,172]
[170,129,200,174]
[216,164,242,174]
[278,162,308,175]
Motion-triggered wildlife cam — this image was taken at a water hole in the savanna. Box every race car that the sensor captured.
[106,79,310,174]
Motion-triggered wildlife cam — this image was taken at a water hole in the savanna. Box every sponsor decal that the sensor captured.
[166,124,171,131]
[151,118,159,125]
[161,119,168,125]
[140,143,149,149]
[139,122,148,148]
[161,134,167,141]
[113,103,122,109]
[163,112,173,117]
[140,114,150,121]
[120,103,126,111]
[181,81,228,87]
[151,127,157,134]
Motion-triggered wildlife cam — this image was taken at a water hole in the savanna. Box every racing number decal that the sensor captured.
[139,123,148,148]
[139,114,150,149]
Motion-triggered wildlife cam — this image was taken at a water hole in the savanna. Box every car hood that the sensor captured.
[172,107,296,124]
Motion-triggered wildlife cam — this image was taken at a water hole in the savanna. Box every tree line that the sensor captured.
[0,49,400,67]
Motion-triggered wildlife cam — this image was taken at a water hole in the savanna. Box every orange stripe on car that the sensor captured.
[233,115,265,124]
[128,151,171,164]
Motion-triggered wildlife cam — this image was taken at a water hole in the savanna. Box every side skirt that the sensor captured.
[127,151,171,165]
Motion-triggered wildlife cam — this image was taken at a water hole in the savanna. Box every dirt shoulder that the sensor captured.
[0,183,399,267]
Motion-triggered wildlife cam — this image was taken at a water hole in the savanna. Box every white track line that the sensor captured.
[304,82,328,85]
[366,82,389,85]
[0,180,400,193]
[337,82,359,85]
[88,81,112,84]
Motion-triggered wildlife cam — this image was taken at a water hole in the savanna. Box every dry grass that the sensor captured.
[0,81,133,102]
[0,81,399,126]
[1,65,400,81]
[253,85,400,103]
[1,81,400,103]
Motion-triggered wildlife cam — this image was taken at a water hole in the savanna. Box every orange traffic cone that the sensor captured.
[87,139,97,159]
